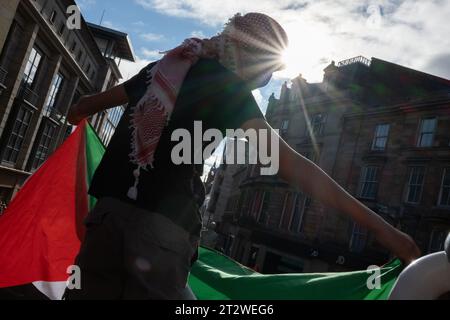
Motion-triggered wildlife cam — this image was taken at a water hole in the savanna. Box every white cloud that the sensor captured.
[190,30,206,38]
[140,48,163,60]
[140,32,165,42]
[101,20,119,30]
[118,48,164,83]
[118,57,152,83]
[132,21,146,27]
[134,0,450,82]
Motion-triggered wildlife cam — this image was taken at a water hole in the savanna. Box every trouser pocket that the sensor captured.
[123,211,196,299]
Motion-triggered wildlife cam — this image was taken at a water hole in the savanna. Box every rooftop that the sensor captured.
[87,22,135,62]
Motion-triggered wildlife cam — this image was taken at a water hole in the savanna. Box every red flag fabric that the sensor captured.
[0,120,89,288]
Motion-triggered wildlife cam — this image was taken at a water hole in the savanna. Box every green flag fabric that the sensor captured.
[188,247,402,300]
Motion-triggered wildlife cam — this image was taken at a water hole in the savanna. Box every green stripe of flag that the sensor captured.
[85,123,106,210]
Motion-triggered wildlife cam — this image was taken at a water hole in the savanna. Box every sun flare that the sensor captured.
[275,22,335,82]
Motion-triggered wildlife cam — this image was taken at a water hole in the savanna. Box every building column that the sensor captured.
[241,241,253,266]
[53,75,80,150]
[255,246,267,271]
[16,53,62,171]
[0,0,20,54]
[0,22,39,138]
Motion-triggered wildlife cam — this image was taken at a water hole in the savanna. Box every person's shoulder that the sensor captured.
[194,58,250,90]
[194,59,238,78]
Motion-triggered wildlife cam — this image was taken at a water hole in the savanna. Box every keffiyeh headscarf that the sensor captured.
[127,13,288,200]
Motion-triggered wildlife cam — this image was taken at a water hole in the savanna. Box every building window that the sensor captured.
[438,168,450,207]
[428,228,448,253]
[70,42,76,52]
[29,119,57,170]
[249,190,264,220]
[44,73,64,115]
[358,166,379,200]
[235,190,248,220]
[289,194,305,233]
[76,50,83,62]
[58,22,65,35]
[1,106,33,164]
[308,113,326,136]
[257,192,271,225]
[279,192,293,229]
[49,10,57,24]
[406,167,425,204]
[100,106,124,146]
[280,119,289,137]
[349,222,367,253]
[417,118,437,147]
[23,47,42,86]
[372,124,390,151]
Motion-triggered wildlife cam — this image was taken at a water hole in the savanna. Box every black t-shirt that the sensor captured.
[88,58,265,235]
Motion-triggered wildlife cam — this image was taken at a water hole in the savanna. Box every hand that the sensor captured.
[67,96,87,125]
[375,226,421,265]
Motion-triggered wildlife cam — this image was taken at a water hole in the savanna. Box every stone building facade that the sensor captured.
[0,0,135,206]
[212,56,450,273]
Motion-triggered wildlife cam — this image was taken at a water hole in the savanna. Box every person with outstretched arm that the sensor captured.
[65,12,420,300]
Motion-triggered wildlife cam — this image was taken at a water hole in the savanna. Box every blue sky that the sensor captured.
[77,0,450,174]
[77,0,288,115]
[78,0,450,114]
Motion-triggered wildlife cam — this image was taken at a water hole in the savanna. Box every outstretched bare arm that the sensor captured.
[242,118,421,264]
[67,84,128,125]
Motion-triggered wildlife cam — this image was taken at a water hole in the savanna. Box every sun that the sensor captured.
[275,21,335,82]
[280,46,300,77]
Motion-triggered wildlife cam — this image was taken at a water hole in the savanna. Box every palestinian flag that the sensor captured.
[0,119,103,299]
[0,120,403,300]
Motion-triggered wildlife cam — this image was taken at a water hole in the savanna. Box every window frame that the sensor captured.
[428,228,448,253]
[437,168,450,207]
[49,10,57,24]
[349,222,368,253]
[44,72,64,114]
[416,117,437,148]
[288,193,306,233]
[257,191,271,225]
[1,105,34,165]
[23,46,43,87]
[29,118,57,171]
[308,112,327,136]
[358,166,380,200]
[405,166,426,204]
[371,123,390,151]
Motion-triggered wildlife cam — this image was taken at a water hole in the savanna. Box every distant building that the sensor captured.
[201,143,243,247]
[212,56,450,273]
[0,0,135,204]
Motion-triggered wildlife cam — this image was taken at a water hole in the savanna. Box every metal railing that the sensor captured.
[0,66,7,85]
[338,55,371,68]
[18,82,39,106]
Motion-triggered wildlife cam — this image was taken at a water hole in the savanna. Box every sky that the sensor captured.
[77,0,450,176]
